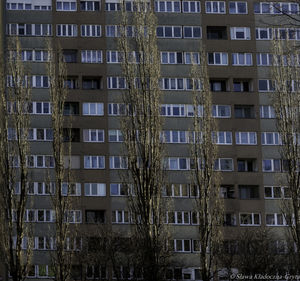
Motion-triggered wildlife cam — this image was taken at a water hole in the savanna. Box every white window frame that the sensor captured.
[266,213,287,226]
[205,1,225,14]
[230,27,250,40]
[232,53,252,66]
[256,28,273,40]
[65,210,82,223]
[109,156,128,169]
[83,129,104,142]
[183,26,201,38]
[182,1,201,13]
[260,105,275,118]
[84,156,105,169]
[171,239,191,252]
[84,183,106,196]
[155,1,181,12]
[208,52,228,65]
[262,159,283,172]
[213,131,232,145]
[108,103,126,116]
[235,132,257,145]
[229,1,247,14]
[106,50,123,63]
[256,53,273,66]
[82,103,104,116]
[80,0,101,11]
[258,79,275,92]
[212,105,231,118]
[110,183,130,196]
[27,128,53,141]
[107,77,127,89]
[112,210,130,223]
[240,213,261,226]
[56,24,78,37]
[108,129,124,142]
[167,211,190,224]
[81,25,101,37]
[162,130,189,144]
[156,26,182,38]
[261,132,282,145]
[27,155,54,168]
[214,158,234,171]
[61,183,81,196]
[81,50,102,63]
[166,157,190,170]
[56,1,77,11]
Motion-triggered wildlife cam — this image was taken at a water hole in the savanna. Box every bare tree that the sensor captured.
[47,42,75,281]
[189,52,222,281]
[272,39,300,272]
[0,38,32,281]
[118,1,170,280]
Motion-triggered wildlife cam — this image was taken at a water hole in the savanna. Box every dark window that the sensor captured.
[71,265,82,280]
[63,102,79,115]
[210,80,227,92]
[233,81,250,92]
[239,185,259,199]
[63,128,80,142]
[64,77,78,89]
[207,26,227,39]
[86,210,105,223]
[234,105,255,118]
[63,50,77,63]
[237,159,257,172]
[220,185,235,198]
[82,77,101,89]
[224,213,236,226]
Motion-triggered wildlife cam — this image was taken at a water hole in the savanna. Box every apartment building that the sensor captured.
[1,0,297,280]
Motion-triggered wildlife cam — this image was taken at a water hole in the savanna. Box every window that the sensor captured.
[233,80,250,92]
[82,103,104,116]
[184,52,200,64]
[167,211,190,224]
[161,104,185,117]
[108,130,123,142]
[107,51,123,63]
[261,132,281,145]
[6,2,52,10]
[82,77,101,89]
[107,77,126,89]
[260,105,276,119]
[161,52,183,64]
[6,24,52,36]
[80,1,100,11]
[224,213,237,226]
[239,185,259,199]
[254,2,299,15]
[63,50,77,63]
[264,186,291,199]
[206,26,227,40]
[166,158,189,170]
[20,50,49,62]
[64,102,79,115]
[262,159,287,172]
[112,210,130,223]
[205,1,225,13]
[234,105,255,118]
[105,25,121,37]
[84,183,106,196]
[65,210,82,223]
[110,183,130,196]
[266,214,286,226]
[105,1,120,11]
[230,27,250,40]
[81,25,101,37]
[162,131,189,144]
[220,185,235,199]
[162,184,189,197]
[182,1,201,13]
[156,26,182,38]
[56,24,77,37]
[256,28,273,40]
[27,182,55,195]
[237,159,257,172]
[212,105,231,118]
[258,80,275,92]
[81,50,102,63]
[229,1,247,14]
[83,129,104,142]
[256,53,273,66]
[212,131,232,145]
[235,132,257,145]
[56,1,76,11]
[32,76,49,88]
[27,102,51,114]
[27,128,53,141]
[214,158,233,171]
[37,209,56,222]
[64,77,78,89]
[86,210,105,223]
[35,236,55,250]
[210,80,227,91]
[86,266,106,280]
[170,239,191,252]
[109,156,128,169]
[232,53,252,66]
[240,213,260,226]
[155,1,181,12]
[183,26,201,38]
[108,103,126,116]
[61,183,81,196]
[84,156,105,169]
[27,155,54,168]
[208,52,228,65]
